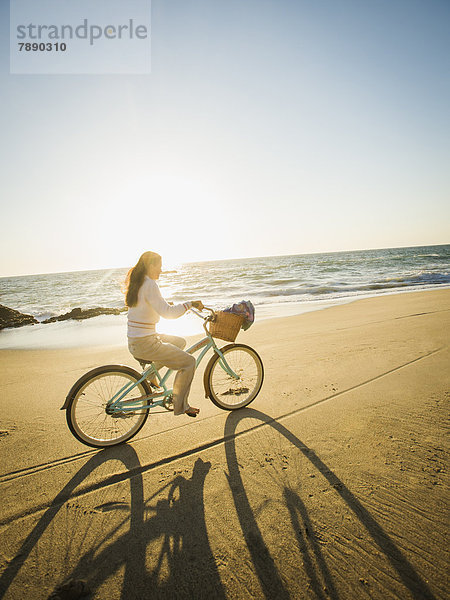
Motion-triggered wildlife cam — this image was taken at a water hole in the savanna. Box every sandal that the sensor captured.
[185,407,200,418]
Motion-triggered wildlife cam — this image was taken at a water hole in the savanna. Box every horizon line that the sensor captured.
[1,242,449,279]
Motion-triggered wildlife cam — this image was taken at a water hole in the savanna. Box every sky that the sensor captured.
[1,0,449,276]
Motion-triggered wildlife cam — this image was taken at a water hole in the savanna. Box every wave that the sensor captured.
[267,278,300,286]
[247,271,450,301]
[373,272,449,285]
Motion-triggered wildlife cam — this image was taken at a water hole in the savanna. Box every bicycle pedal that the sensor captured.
[149,383,163,392]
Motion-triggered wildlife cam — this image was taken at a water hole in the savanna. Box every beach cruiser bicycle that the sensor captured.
[61,307,264,448]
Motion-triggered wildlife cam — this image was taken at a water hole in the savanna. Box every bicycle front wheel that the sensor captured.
[66,365,151,448]
[204,344,264,410]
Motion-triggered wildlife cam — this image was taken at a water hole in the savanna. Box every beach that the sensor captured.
[0,288,448,599]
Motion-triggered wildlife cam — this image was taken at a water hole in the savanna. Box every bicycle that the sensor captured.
[61,307,264,448]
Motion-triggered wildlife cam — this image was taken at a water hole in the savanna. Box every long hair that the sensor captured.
[124,251,161,307]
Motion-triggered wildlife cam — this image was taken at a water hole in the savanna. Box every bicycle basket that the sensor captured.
[209,311,244,342]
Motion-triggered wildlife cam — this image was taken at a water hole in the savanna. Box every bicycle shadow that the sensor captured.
[224,408,437,600]
[283,488,339,600]
[0,446,226,599]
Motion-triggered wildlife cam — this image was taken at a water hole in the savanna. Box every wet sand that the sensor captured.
[0,289,449,599]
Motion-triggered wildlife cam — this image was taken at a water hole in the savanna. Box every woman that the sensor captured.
[124,251,204,417]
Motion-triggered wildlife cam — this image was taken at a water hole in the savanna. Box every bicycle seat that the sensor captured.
[135,358,155,369]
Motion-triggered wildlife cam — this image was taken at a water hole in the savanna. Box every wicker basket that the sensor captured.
[209,311,244,342]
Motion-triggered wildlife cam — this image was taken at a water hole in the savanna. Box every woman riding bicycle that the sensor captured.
[124,251,204,418]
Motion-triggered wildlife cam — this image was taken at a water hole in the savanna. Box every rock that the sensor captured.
[0,304,127,329]
[43,306,127,323]
[0,305,38,330]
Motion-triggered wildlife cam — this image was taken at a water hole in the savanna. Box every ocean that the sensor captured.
[1,244,449,349]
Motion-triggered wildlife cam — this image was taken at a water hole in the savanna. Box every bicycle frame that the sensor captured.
[107,314,240,414]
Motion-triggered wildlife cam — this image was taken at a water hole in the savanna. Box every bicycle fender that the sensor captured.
[60,364,145,410]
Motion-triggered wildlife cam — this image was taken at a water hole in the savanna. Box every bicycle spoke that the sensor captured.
[68,369,149,447]
[208,345,263,410]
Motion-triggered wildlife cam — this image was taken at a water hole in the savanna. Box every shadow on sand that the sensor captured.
[224,408,437,600]
[0,409,437,600]
[0,446,225,599]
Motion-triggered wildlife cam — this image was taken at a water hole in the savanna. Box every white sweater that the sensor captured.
[127,276,191,338]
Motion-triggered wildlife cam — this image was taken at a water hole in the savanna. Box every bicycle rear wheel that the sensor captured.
[66,365,151,448]
[204,344,264,410]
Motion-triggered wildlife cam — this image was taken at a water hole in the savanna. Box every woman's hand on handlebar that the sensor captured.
[191,300,204,311]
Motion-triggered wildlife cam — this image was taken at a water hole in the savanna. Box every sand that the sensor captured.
[0,289,448,599]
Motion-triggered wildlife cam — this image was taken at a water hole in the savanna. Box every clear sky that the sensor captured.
[1,0,449,276]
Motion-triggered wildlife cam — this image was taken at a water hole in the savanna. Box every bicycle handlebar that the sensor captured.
[190,306,216,320]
